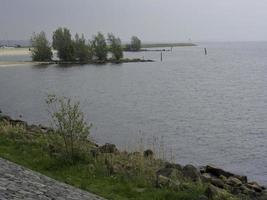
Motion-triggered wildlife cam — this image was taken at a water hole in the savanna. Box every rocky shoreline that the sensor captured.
[0,113,266,200]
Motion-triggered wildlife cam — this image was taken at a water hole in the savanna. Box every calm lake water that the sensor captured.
[0,42,266,184]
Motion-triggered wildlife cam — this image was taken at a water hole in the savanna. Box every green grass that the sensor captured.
[0,122,206,200]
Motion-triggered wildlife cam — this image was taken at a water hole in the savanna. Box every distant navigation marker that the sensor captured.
[204,48,207,55]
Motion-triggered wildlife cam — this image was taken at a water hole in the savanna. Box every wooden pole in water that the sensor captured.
[160,51,163,61]
[204,48,207,55]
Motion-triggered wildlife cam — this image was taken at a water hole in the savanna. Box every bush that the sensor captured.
[46,95,91,163]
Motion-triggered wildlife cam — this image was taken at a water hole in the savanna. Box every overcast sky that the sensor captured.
[1,0,267,42]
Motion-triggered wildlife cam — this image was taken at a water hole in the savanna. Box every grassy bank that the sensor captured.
[0,120,207,200]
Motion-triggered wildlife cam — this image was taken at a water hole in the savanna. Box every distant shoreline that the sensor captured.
[141,43,196,48]
[0,58,154,67]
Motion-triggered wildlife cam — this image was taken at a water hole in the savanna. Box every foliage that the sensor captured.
[45,95,91,163]
[107,33,123,61]
[52,27,75,61]
[91,32,108,61]
[131,36,141,51]
[73,34,92,62]
[31,31,52,61]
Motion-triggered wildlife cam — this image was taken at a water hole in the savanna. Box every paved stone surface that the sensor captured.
[0,158,106,200]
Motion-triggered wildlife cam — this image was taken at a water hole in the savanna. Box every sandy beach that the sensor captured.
[0,48,31,56]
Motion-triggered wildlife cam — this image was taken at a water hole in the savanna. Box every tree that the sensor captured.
[52,27,75,61]
[73,33,92,62]
[91,32,108,61]
[31,31,52,61]
[131,36,141,51]
[107,33,123,61]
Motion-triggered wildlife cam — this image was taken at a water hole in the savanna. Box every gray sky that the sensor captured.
[1,0,267,42]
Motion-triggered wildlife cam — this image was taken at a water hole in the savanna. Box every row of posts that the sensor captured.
[159,47,207,62]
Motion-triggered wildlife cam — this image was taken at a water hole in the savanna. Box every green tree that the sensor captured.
[131,36,141,51]
[107,33,123,61]
[52,27,75,61]
[31,31,52,61]
[73,33,92,62]
[91,32,108,61]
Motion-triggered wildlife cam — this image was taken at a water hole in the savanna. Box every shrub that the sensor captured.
[46,95,91,163]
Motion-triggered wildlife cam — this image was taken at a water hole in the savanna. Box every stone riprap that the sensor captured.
[0,158,106,200]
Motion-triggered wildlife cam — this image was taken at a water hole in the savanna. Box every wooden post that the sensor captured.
[160,51,163,61]
[204,48,207,55]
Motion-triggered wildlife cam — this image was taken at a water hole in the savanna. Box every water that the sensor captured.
[0,42,266,184]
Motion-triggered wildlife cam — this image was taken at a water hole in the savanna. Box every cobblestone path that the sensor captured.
[0,158,106,200]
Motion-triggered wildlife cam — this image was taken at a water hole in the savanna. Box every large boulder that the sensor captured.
[164,162,183,171]
[211,177,225,189]
[156,175,180,189]
[157,167,181,179]
[205,184,223,199]
[246,182,264,193]
[143,149,154,158]
[98,143,118,154]
[201,173,212,182]
[205,165,247,183]
[205,165,234,177]
[226,177,242,187]
[182,165,201,182]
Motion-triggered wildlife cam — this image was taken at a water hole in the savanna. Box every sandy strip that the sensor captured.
[0,48,31,56]
[0,61,49,67]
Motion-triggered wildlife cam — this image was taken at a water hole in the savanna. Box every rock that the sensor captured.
[205,184,222,199]
[205,165,247,184]
[233,175,247,184]
[240,185,255,195]
[98,143,118,154]
[211,177,225,189]
[199,166,206,174]
[156,175,180,189]
[157,175,170,187]
[143,149,153,158]
[219,175,228,182]
[205,165,234,178]
[201,173,212,182]
[182,165,201,182]
[157,167,181,179]
[226,177,242,187]
[246,182,263,193]
[164,162,182,171]
[197,195,208,200]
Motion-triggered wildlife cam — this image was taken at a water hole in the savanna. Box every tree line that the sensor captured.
[31,27,142,62]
